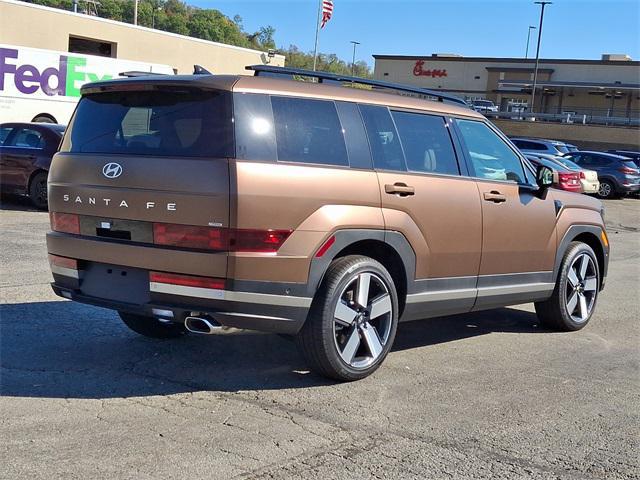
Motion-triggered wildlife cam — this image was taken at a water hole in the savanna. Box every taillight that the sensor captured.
[230,229,292,253]
[153,223,227,250]
[619,166,639,175]
[48,254,78,270]
[152,223,292,253]
[579,171,585,179]
[558,172,580,187]
[50,212,80,234]
[149,271,225,290]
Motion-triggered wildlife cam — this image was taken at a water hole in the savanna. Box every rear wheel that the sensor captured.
[118,311,186,339]
[597,180,616,199]
[297,255,398,381]
[28,171,48,210]
[535,242,600,331]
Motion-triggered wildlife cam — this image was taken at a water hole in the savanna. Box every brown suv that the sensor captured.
[46,66,609,381]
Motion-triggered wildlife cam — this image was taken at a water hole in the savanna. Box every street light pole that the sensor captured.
[134,0,139,25]
[350,41,360,77]
[530,1,552,114]
[525,25,536,58]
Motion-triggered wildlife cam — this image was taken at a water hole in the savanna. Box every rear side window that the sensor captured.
[271,96,348,166]
[8,128,45,148]
[62,89,233,157]
[456,119,525,183]
[359,104,405,171]
[391,111,459,175]
[512,139,544,151]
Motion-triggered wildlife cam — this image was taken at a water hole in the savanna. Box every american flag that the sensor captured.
[320,0,334,28]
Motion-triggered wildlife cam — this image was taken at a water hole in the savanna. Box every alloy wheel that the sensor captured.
[566,253,598,323]
[333,272,393,369]
[598,182,612,198]
[35,179,47,205]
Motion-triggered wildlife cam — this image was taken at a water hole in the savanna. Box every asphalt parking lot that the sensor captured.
[1,196,638,480]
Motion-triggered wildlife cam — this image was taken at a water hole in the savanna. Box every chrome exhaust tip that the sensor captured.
[184,314,222,335]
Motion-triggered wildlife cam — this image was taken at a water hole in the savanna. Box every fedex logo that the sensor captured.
[0,47,112,98]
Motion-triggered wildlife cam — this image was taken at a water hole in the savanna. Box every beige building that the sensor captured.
[0,0,285,74]
[374,53,640,118]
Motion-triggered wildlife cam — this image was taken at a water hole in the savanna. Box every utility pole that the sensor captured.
[525,25,536,58]
[350,41,360,77]
[134,0,139,25]
[530,1,552,115]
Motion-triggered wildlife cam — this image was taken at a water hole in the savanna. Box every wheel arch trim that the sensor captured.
[306,229,416,298]
[554,225,609,289]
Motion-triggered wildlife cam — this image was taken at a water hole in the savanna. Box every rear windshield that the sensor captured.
[61,88,233,157]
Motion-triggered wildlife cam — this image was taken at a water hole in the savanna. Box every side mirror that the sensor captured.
[536,165,556,189]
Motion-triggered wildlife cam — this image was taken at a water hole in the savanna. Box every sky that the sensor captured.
[190,0,640,66]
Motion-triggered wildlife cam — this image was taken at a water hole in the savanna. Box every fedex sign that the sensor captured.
[0,46,113,98]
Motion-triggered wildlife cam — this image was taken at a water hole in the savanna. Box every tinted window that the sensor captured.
[9,128,45,148]
[271,96,348,166]
[555,144,570,154]
[579,155,611,167]
[234,93,277,162]
[0,127,12,145]
[456,119,525,183]
[391,111,459,175]
[359,105,405,171]
[513,139,544,151]
[62,89,233,157]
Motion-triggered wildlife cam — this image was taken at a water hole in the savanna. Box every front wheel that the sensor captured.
[535,242,600,331]
[119,311,186,339]
[297,255,399,381]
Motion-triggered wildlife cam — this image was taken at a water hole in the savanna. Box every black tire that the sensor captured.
[535,242,600,331]
[28,171,48,210]
[597,180,616,199]
[297,255,399,381]
[32,114,56,123]
[118,311,186,339]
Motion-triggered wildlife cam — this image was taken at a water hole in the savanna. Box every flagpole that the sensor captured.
[312,0,322,71]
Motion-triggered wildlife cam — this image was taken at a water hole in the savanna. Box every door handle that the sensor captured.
[483,191,507,203]
[385,183,415,196]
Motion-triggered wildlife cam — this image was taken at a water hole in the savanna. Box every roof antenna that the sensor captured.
[194,65,212,75]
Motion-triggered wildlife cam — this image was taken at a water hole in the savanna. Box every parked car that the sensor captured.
[510,137,575,157]
[46,66,609,381]
[528,153,599,194]
[470,99,499,114]
[606,149,640,169]
[524,154,582,193]
[564,151,640,199]
[0,122,65,208]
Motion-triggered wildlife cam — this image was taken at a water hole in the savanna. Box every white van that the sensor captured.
[0,44,174,125]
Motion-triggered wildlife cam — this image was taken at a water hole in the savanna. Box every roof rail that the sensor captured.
[245,65,468,106]
[118,70,166,78]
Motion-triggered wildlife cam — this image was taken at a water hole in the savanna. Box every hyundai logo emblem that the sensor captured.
[102,162,123,179]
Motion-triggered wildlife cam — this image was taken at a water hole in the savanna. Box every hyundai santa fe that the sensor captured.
[46,66,609,381]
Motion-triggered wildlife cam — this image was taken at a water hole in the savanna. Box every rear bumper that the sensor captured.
[50,268,311,335]
[619,183,640,193]
[580,180,599,194]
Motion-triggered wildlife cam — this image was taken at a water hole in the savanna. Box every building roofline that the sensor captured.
[0,0,285,60]
[372,54,640,66]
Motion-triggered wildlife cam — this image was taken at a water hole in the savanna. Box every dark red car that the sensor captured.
[1,122,65,209]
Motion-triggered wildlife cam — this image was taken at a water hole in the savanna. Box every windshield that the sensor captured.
[473,100,493,107]
[61,88,233,157]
